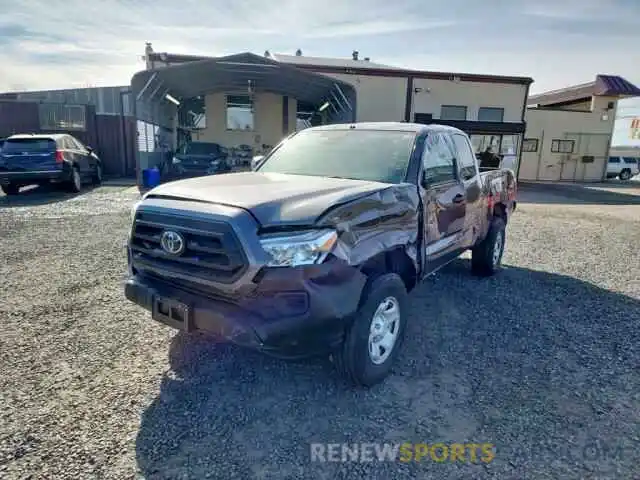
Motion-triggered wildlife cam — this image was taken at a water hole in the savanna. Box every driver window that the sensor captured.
[452,134,478,181]
[422,133,457,184]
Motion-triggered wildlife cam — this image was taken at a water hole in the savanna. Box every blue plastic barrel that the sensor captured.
[142,167,161,189]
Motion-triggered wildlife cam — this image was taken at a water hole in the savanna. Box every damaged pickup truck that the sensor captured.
[125,122,517,386]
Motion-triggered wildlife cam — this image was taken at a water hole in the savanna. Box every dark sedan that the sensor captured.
[167,141,231,179]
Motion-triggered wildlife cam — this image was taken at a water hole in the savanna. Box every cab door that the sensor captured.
[420,131,466,272]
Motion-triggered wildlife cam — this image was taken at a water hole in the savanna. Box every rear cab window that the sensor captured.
[2,138,56,154]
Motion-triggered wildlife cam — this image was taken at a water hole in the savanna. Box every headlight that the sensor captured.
[259,229,338,267]
[130,200,142,222]
[172,157,181,164]
[210,159,220,166]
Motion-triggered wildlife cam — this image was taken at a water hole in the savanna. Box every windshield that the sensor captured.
[257,129,416,183]
[2,138,56,154]
[183,142,220,155]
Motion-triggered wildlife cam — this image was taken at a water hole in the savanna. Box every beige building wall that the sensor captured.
[315,72,408,122]
[412,78,527,122]
[192,91,297,152]
[520,108,615,182]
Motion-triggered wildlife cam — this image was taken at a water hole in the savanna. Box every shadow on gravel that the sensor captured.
[0,183,97,207]
[136,260,640,479]
[518,182,640,206]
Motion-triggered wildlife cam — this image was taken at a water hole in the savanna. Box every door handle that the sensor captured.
[452,194,466,204]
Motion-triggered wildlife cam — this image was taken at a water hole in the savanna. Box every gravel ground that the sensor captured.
[0,184,639,479]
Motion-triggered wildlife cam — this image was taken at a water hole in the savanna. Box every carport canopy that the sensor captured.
[131,52,356,118]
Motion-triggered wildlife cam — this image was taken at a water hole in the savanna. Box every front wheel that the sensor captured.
[333,274,408,387]
[471,217,506,276]
[619,169,632,181]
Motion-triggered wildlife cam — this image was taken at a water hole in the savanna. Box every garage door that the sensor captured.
[560,133,609,182]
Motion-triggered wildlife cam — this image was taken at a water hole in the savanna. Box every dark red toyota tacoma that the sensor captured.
[125,122,517,386]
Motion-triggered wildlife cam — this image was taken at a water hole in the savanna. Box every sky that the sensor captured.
[1,0,640,143]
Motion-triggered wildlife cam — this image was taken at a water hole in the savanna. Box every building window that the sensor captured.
[522,138,539,152]
[551,139,575,153]
[440,105,467,121]
[478,107,504,122]
[226,95,254,130]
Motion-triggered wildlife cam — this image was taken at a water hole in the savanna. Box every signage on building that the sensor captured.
[631,118,640,140]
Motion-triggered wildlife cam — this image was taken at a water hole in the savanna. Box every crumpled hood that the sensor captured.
[144,171,390,227]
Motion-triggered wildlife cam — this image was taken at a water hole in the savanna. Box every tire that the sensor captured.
[1,183,20,195]
[471,216,506,277]
[619,169,632,181]
[92,163,103,185]
[68,167,82,193]
[333,273,408,387]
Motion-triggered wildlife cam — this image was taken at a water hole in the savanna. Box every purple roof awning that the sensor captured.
[594,75,640,97]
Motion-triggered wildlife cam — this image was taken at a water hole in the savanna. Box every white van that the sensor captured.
[606,156,639,180]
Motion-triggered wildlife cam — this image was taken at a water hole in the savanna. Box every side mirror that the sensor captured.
[251,155,265,171]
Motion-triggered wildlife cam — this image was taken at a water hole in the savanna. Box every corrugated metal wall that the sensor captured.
[1,86,133,116]
[0,101,40,136]
[95,115,137,176]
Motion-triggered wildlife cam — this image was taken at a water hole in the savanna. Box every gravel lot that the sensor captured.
[1,183,639,479]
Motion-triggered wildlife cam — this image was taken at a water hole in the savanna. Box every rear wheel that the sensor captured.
[619,169,632,181]
[471,216,506,276]
[333,274,408,387]
[1,183,20,195]
[68,167,82,193]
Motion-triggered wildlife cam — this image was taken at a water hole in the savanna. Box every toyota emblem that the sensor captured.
[160,230,185,255]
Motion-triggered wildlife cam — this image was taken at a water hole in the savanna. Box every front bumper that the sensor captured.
[0,169,69,185]
[124,259,367,358]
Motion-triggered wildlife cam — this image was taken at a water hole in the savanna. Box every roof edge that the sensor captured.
[144,50,533,86]
[286,62,533,85]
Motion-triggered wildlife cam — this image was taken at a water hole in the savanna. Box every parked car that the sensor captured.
[167,141,231,179]
[606,156,639,180]
[0,133,102,195]
[125,123,517,386]
[235,144,253,166]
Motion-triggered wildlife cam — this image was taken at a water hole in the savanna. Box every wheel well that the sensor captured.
[359,248,417,293]
[494,203,507,222]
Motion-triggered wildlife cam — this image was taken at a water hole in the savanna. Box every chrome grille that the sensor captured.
[130,210,247,284]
